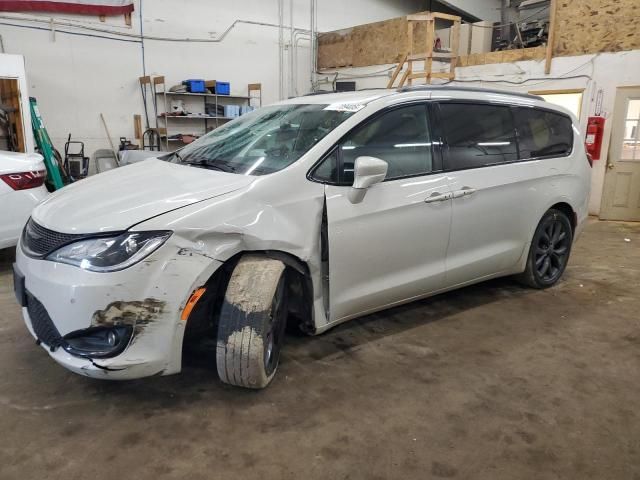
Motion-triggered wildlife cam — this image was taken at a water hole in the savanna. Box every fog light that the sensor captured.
[107,330,118,347]
[63,325,133,359]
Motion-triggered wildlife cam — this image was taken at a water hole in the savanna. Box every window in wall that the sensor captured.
[620,99,640,161]
[338,104,434,184]
[438,103,517,170]
[531,90,583,119]
[513,108,573,159]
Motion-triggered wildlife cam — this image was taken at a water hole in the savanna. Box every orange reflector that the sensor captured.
[181,287,206,321]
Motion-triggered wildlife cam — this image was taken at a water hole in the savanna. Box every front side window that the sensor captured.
[439,103,518,170]
[161,104,355,176]
[338,104,434,184]
[514,107,573,159]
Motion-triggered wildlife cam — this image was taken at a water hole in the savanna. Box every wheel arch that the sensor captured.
[548,201,577,233]
[517,199,578,274]
[182,249,316,351]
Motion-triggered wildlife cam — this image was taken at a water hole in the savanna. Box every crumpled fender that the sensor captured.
[134,172,329,331]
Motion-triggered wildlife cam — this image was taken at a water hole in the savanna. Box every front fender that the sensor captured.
[135,181,330,332]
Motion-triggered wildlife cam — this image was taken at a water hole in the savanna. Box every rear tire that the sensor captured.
[216,255,288,389]
[518,209,573,289]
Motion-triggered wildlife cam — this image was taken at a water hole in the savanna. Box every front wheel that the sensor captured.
[518,209,573,289]
[216,255,288,389]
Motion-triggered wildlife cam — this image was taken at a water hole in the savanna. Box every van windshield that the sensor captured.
[161,104,354,176]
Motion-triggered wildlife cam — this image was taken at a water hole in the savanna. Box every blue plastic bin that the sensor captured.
[183,79,206,93]
[214,81,230,95]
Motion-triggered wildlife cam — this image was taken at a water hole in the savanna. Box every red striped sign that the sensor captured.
[0,1,134,15]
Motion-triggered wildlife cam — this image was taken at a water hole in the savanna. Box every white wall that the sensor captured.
[0,0,425,156]
[317,49,640,216]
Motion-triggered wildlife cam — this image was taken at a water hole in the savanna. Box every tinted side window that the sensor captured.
[340,104,433,184]
[514,108,573,159]
[439,103,518,170]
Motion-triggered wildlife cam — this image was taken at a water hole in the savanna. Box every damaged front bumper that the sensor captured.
[15,238,222,380]
[22,308,166,379]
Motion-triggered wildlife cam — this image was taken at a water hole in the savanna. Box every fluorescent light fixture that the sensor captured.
[394,142,432,148]
[477,142,511,146]
[342,146,356,150]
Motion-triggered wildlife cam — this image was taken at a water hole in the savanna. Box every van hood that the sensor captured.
[32,159,255,234]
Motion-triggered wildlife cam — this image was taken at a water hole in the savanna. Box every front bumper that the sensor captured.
[15,239,222,380]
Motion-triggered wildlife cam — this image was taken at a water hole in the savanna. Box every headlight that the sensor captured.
[46,231,172,272]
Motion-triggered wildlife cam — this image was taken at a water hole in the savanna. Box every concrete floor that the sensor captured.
[0,219,638,480]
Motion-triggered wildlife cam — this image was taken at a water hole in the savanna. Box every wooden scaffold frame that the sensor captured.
[387,12,461,88]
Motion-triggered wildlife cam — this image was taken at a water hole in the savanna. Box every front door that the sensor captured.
[323,103,452,322]
[601,87,640,221]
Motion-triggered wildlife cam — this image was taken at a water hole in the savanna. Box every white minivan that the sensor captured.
[13,86,591,388]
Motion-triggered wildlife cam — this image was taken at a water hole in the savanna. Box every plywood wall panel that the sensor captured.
[554,0,640,56]
[317,29,354,69]
[457,46,546,67]
[351,17,407,68]
[318,1,640,70]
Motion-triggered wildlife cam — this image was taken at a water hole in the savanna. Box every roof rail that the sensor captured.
[302,90,335,96]
[397,84,544,101]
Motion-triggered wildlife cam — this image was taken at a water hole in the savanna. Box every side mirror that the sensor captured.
[348,156,388,204]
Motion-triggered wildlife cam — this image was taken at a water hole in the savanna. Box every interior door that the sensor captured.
[0,78,26,153]
[601,87,640,221]
[323,103,452,322]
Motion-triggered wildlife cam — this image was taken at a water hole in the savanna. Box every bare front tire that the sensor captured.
[216,255,288,389]
[518,209,573,289]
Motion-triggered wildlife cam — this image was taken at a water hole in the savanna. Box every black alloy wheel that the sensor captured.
[534,216,571,283]
[518,209,573,289]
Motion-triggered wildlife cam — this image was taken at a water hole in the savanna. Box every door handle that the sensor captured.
[424,192,451,203]
[453,186,477,198]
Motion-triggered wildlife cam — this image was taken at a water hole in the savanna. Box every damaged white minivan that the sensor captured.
[14,86,591,388]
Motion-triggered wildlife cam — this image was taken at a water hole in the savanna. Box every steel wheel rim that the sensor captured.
[535,218,569,283]
[264,276,286,375]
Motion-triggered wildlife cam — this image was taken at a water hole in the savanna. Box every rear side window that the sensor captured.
[514,108,573,159]
[438,103,518,170]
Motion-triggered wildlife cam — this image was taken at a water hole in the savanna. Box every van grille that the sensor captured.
[26,292,64,351]
[21,218,84,258]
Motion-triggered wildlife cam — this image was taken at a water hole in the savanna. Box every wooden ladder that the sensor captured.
[387,12,461,88]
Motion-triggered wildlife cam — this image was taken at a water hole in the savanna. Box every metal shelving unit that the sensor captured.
[154,78,261,150]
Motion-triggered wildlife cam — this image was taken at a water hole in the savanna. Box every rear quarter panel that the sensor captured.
[527,119,591,243]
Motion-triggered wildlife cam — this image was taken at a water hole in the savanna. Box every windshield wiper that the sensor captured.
[181,158,237,173]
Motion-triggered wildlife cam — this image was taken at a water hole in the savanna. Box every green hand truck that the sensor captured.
[29,97,64,190]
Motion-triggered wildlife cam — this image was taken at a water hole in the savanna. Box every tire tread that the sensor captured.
[216,255,286,389]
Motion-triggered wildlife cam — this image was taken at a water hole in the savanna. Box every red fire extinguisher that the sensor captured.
[585,116,605,161]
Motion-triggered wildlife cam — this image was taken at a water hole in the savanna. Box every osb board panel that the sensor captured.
[317,28,354,69]
[458,46,546,67]
[555,0,640,56]
[318,0,640,70]
[351,17,405,68]
[318,13,442,69]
